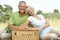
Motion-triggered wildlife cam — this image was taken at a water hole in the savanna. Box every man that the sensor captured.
[0,1,29,40]
[8,1,29,29]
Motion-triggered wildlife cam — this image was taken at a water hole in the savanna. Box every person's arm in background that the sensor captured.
[40,19,50,31]
[39,14,50,31]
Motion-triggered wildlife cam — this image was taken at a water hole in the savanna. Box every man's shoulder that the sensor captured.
[11,11,19,16]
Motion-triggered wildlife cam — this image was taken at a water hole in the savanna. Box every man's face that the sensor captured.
[18,3,26,13]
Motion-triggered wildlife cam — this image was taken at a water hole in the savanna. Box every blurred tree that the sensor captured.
[0,5,2,13]
[54,9,59,13]
[36,9,60,19]
[36,10,43,15]
[0,4,13,22]
[53,9,60,19]
[4,5,13,20]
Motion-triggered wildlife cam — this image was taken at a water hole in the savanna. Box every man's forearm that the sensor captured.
[8,23,19,30]
[8,23,25,30]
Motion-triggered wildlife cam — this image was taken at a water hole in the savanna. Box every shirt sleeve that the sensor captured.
[28,16,32,22]
[37,14,44,19]
[8,14,14,24]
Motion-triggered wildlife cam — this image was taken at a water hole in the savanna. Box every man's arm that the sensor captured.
[8,23,18,30]
[8,23,23,30]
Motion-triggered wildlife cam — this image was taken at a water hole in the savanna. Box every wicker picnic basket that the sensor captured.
[12,28,39,40]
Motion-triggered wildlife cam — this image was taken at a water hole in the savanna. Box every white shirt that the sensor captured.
[28,14,46,29]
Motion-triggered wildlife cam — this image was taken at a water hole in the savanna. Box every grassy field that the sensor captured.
[0,23,8,30]
[47,18,60,30]
[0,18,60,30]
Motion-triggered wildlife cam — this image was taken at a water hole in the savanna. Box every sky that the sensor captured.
[0,0,60,13]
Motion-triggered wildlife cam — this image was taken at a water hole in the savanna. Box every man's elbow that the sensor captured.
[8,23,13,28]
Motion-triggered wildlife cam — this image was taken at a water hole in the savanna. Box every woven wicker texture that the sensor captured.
[12,28,39,40]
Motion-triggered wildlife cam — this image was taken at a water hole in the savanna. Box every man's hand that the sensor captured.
[19,24,28,29]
